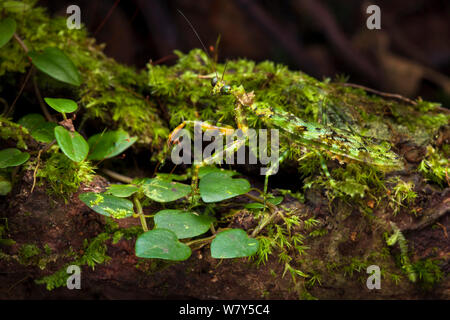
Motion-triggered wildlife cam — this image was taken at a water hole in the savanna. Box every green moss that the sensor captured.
[1,0,168,150]
[0,116,30,150]
[78,233,111,269]
[35,265,70,290]
[35,152,94,200]
[35,233,110,290]
[16,243,72,270]
[418,146,449,188]
[385,223,417,283]
[412,258,444,290]
[1,0,447,298]
[18,243,41,264]
[35,220,143,290]
[387,177,417,216]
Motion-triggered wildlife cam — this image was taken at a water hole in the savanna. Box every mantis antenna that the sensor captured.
[221,60,229,81]
[177,9,218,79]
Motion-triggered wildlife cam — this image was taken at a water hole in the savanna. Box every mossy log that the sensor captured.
[0,1,449,299]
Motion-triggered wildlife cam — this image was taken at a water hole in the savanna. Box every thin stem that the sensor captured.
[245,193,281,238]
[244,193,277,212]
[341,83,417,106]
[5,66,33,117]
[101,169,133,184]
[13,33,29,54]
[185,234,216,247]
[0,97,8,114]
[133,196,148,232]
[249,187,263,195]
[32,72,54,122]
[30,150,42,193]
[251,209,280,238]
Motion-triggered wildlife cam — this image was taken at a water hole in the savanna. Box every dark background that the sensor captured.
[39,0,450,106]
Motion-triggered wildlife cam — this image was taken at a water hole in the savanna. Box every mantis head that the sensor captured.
[211,76,231,95]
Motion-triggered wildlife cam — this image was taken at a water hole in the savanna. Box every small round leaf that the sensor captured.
[31,122,57,143]
[154,209,214,239]
[267,196,283,206]
[44,98,78,113]
[87,130,137,160]
[200,172,250,203]
[79,192,134,219]
[105,184,139,198]
[198,166,237,179]
[18,113,46,132]
[211,229,259,259]
[54,126,89,162]
[141,178,191,203]
[135,229,191,261]
[0,148,30,168]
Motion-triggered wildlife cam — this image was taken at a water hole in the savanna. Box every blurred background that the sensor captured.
[39,0,450,106]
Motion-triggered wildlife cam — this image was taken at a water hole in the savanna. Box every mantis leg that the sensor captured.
[263,150,288,193]
[262,150,289,208]
[315,150,336,187]
[168,120,235,145]
[169,120,245,203]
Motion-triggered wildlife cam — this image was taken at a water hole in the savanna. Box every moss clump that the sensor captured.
[35,218,143,291]
[0,117,31,150]
[1,0,168,150]
[387,177,417,216]
[35,233,111,290]
[412,258,444,291]
[418,146,449,188]
[18,243,41,264]
[35,152,94,200]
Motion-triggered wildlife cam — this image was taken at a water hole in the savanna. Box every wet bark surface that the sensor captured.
[0,168,448,300]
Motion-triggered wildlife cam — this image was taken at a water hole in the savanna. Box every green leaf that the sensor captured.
[18,114,56,143]
[31,122,57,143]
[18,114,46,132]
[198,166,237,179]
[141,178,191,203]
[135,229,191,261]
[0,148,30,168]
[155,173,189,182]
[44,98,78,113]
[211,229,259,259]
[28,47,81,86]
[87,130,137,160]
[0,17,16,48]
[199,172,250,203]
[79,192,134,219]
[105,184,139,198]
[54,126,89,162]
[267,196,283,205]
[154,209,214,239]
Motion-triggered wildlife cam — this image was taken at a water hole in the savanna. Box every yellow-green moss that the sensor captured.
[34,152,94,200]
